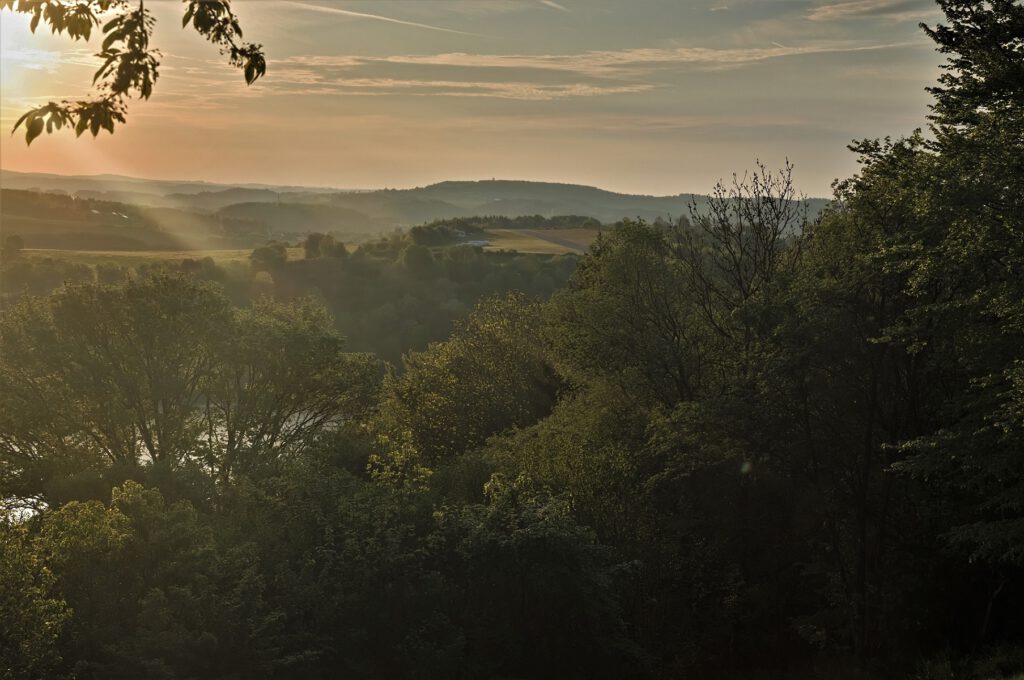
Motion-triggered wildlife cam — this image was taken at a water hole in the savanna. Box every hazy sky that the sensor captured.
[0,0,945,196]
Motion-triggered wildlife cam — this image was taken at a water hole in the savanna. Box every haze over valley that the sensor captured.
[1,2,1022,679]
[0,168,831,251]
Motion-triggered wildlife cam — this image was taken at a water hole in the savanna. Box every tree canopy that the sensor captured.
[2,1,1024,677]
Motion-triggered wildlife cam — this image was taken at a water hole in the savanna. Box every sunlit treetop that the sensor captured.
[922,0,1024,129]
[3,0,266,145]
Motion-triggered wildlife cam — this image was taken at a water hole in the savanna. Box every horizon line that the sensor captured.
[0,167,834,201]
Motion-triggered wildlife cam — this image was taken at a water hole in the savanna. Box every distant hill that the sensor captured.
[0,189,191,250]
[0,169,344,197]
[381,180,711,224]
[329,180,829,226]
[216,202,388,235]
[1,171,831,250]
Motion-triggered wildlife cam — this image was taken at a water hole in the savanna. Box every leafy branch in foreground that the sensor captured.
[4,0,266,145]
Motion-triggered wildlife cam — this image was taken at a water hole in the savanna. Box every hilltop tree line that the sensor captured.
[404,215,602,248]
[2,1,1023,678]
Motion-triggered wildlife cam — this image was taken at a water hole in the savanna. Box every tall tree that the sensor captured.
[0,275,378,507]
[895,0,1024,569]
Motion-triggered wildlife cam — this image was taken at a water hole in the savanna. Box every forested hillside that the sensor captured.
[1,1,1022,679]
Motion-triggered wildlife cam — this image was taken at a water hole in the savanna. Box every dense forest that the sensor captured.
[1,234,578,363]
[2,1,1023,678]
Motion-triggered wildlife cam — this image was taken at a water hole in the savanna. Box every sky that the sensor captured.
[0,0,946,197]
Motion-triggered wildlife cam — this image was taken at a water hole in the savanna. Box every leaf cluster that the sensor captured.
[5,0,265,144]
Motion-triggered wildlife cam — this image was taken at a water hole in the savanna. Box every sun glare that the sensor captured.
[0,9,57,102]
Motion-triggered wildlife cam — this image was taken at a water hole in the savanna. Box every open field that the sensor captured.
[483,228,600,254]
[19,232,599,265]
[22,248,306,267]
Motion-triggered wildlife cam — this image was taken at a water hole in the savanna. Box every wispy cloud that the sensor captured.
[807,0,935,22]
[539,0,570,11]
[279,41,919,77]
[0,46,99,73]
[285,1,482,36]
[145,37,921,107]
[230,41,919,101]
[428,112,817,133]
[267,79,652,100]
[152,57,653,101]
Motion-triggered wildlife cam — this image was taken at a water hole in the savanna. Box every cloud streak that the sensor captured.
[807,0,934,22]
[269,79,652,100]
[0,46,100,73]
[230,41,916,101]
[285,1,482,36]
[279,41,920,78]
[147,38,923,106]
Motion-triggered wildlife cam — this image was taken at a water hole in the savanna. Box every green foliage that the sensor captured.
[0,522,69,680]
[419,214,603,235]
[259,239,577,362]
[547,220,710,406]
[924,0,1024,131]
[484,382,646,545]
[509,213,824,671]
[406,215,603,248]
[408,223,485,246]
[374,293,559,471]
[203,297,379,483]
[301,232,347,260]
[1,235,24,263]
[846,1,1024,570]
[249,241,289,272]
[430,474,643,679]
[399,243,438,279]
[1,257,96,300]
[0,274,231,477]
[302,232,326,260]
[33,481,278,678]
[0,273,377,507]
[915,646,1024,680]
[2,2,1024,677]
